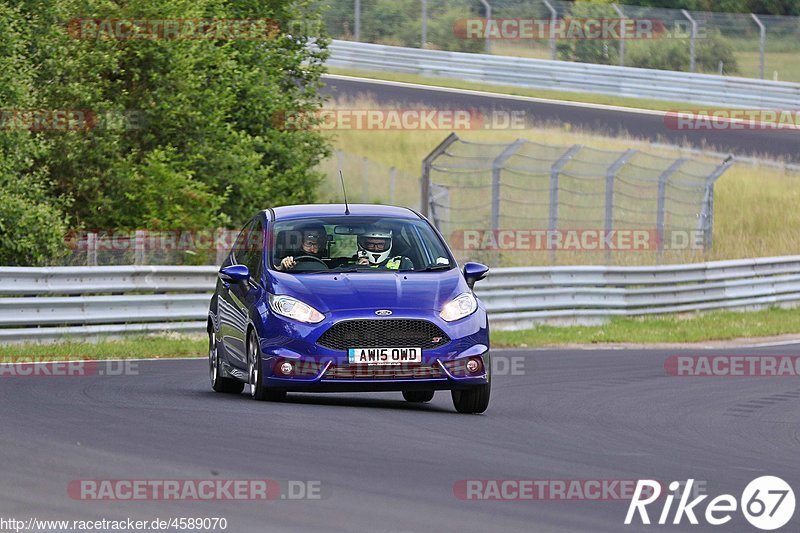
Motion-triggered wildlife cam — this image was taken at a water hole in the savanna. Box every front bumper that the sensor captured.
[257,307,490,393]
[263,351,490,392]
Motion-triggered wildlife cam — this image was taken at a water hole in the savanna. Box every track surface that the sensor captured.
[322,75,800,162]
[2,347,800,532]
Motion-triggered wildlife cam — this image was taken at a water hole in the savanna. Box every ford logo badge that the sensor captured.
[375,310,393,316]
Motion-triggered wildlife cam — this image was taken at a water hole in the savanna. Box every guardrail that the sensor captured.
[2,257,800,341]
[328,40,800,109]
[0,266,216,343]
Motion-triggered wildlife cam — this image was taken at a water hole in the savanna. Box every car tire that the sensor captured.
[248,330,286,402]
[402,390,434,403]
[210,330,244,394]
[451,383,490,414]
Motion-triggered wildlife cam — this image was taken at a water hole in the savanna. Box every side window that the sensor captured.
[244,219,265,280]
[230,219,255,267]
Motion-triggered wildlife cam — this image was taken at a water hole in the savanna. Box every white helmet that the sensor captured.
[358,228,393,265]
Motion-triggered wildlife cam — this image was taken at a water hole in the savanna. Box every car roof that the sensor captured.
[268,204,421,221]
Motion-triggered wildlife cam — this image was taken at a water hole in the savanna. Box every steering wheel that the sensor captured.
[292,255,327,266]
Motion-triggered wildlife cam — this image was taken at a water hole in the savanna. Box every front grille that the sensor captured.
[316,319,450,351]
[324,364,445,380]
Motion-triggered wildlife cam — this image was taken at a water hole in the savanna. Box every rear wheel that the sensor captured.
[451,383,490,414]
[209,330,244,394]
[402,390,434,403]
[248,330,286,402]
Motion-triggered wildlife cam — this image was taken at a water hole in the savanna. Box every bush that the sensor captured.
[627,30,738,73]
[557,1,619,65]
[627,38,690,71]
[0,191,68,266]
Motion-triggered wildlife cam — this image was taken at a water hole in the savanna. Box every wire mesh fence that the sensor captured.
[323,0,800,81]
[62,143,732,268]
[420,133,733,267]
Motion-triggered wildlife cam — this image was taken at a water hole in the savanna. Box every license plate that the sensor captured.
[347,347,422,365]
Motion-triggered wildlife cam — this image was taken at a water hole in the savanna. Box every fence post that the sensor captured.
[604,149,636,262]
[655,158,687,259]
[428,185,450,230]
[549,145,582,258]
[362,156,369,202]
[681,9,697,73]
[698,156,734,251]
[389,167,397,205]
[354,0,361,41]
[491,140,526,234]
[479,0,492,53]
[87,232,98,266]
[134,230,146,265]
[215,228,228,266]
[543,0,557,60]
[750,13,765,80]
[420,132,459,218]
[611,3,626,66]
[421,0,427,48]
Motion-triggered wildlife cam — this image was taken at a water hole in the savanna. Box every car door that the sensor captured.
[228,217,265,366]
[218,218,257,368]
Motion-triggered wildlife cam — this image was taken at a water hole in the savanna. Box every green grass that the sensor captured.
[0,334,206,361]
[492,307,800,347]
[327,66,690,113]
[4,308,800,356]
[736,50,800,83]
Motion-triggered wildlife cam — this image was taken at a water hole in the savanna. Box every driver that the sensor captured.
[355,227,413,270]
[275,224,326,271]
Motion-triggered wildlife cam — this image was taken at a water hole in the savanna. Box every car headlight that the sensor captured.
[439,292,478,322]
[268,294,325,324]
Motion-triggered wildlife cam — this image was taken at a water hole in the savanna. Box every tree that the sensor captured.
[0,0,331,265]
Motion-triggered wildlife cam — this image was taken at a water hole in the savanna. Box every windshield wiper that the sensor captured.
[307,267,362,274]
[402,264,453,272]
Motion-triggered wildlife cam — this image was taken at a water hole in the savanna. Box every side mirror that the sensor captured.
[219,264,250,284]
[463,262,489,289]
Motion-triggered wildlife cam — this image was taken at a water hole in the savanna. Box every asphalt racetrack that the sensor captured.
[1,346,799,532]
[321,75,800,163]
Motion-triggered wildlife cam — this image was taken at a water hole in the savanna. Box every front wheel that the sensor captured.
[402,390,434,403]
[209,330,244,394]
[248,330,286,402]
[451,383,490,414]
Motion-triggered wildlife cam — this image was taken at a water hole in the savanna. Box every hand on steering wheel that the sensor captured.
[292,255,327,266]
[280,255,327,270]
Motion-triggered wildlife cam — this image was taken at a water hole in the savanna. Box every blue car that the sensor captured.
[207,204,491,413]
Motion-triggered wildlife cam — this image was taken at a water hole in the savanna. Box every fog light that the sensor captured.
[465,357,482,374]
[279,361,294,375]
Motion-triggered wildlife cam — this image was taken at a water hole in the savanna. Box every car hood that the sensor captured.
[267,268,466,312]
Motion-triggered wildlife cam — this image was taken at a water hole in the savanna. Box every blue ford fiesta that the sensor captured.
[207,204,491,413]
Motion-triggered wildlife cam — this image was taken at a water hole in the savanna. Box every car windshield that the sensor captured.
[270,216,454,273]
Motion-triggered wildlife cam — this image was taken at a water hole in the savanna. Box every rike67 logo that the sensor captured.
[625,477,795,530]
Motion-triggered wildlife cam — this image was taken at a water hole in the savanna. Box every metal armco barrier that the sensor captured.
[2,258,800,340]
[328,40,800,109]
